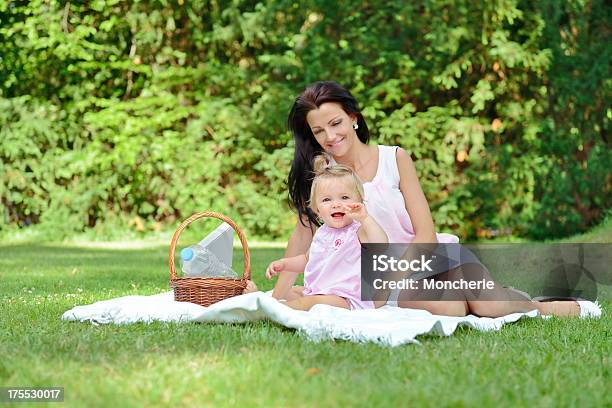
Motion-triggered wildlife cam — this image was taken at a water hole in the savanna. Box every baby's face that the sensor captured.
[314,178,361,228]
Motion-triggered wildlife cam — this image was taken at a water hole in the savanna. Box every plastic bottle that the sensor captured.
[180,244,238,278]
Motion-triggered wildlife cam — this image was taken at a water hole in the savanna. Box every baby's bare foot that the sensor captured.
[243,280,258,294]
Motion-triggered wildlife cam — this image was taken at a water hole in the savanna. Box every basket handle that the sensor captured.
[169,211,251,281]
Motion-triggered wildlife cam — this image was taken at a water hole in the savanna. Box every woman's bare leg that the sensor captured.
[394,264,469,316]
[442,263,541,317]
[397,300,469,316]
[451,264,582,317]
[283,294,350,311]
[534,301,580,317]
[396,263,581,317]
[399,295,580,317]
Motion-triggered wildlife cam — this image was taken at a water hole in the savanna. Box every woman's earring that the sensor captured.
[353,122,359,130]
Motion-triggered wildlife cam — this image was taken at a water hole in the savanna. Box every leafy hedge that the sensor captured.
[1,0,609,240]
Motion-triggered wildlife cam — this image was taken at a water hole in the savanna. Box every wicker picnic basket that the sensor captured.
[168,211,250,307]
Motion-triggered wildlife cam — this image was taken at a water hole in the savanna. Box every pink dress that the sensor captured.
[302,221,374,310]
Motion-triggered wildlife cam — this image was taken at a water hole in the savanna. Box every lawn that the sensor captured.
[0,224,610,407]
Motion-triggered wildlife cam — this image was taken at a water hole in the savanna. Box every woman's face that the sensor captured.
[306,102,357,157]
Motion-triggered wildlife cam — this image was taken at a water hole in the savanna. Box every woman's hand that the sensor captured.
[266,259,285,279]
[343,202,368,222]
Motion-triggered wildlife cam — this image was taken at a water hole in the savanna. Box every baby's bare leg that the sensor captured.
[283,294,350,311]
[243,282,305,298]
[271,271,300,299]
[284,286,305,301]
[242,280,258,294]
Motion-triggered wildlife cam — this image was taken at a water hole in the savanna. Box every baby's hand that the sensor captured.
[343,202,367,222]
[265,259,285,280]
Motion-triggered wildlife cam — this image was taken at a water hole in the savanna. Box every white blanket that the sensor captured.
[61,291,548,346]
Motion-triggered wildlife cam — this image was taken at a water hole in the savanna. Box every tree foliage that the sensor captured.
[1,0,609,240]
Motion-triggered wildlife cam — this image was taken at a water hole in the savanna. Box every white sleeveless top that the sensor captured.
[333,145,459,244]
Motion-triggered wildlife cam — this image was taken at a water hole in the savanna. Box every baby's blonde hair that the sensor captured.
[308,153,365,213]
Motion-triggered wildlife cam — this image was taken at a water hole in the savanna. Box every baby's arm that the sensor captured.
[357,216,390,306]
[265,253,308,279]
[357,215,388,244]
[282,252,308,272]
[343,203,388,243]
[266,253,308,300]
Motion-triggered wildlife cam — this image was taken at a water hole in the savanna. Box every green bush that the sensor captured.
[0,0,609,240]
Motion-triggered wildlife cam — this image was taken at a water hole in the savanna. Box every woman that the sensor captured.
[258,80,593,318]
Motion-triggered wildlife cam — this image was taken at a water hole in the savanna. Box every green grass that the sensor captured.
[558,215,612,243]
[1,225,611,407]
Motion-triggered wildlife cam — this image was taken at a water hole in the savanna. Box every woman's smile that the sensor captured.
[306,102,356,156]
[326,137,345,151]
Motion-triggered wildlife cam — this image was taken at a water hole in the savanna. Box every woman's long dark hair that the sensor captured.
[286,81,370,227]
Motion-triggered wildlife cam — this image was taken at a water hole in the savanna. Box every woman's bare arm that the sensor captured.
[396,147,437,243]
[285,216,315,256]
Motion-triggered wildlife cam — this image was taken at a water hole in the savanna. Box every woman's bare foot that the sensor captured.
[243,280,258,294]
[535,300,580,317]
